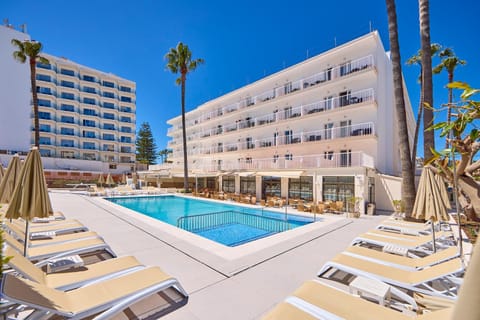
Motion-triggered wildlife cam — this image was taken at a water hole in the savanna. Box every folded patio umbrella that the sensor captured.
[106,173,114,186]
[0,154,23,203]
[434,172,451,210]
[5,148,53,256]
[0,163,4,184]
[97,174,105,187]
[412,166,449,252]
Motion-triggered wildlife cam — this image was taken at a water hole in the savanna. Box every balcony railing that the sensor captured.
[167,55,374,133]
[189,151,374,172]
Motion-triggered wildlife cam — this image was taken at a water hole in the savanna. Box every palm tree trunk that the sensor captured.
[386,0,416,217]
[419,0,435,160]
[445,72,453,149]
[181,74,189,191]
[30,57,39,148]
[411,85,423,176]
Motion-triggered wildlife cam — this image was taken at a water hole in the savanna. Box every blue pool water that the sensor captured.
[107,195,314,246]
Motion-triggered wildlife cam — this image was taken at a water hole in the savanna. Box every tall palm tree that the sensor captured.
[11,39,49,148]
[419,0,435,161]
[433,48,466,149]
[406,44,441,171]
[165,43,204,191]
[385,0,416,217]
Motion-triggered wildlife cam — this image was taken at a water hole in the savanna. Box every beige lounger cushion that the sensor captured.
[262,302,317,320]
[290,280,452,320]
[3,267,175,316]
[355,233,442,249]
[345,246,459,269]
[12,219,86,232]
[367,229,450,241]
[6,247,142,289]
[330,254,463,285]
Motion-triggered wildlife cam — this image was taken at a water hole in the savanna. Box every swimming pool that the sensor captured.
[107,195,314,246]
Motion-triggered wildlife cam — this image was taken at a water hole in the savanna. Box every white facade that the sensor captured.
[0,24,137,174]
[0,25,31,152]
[166,32,415,213]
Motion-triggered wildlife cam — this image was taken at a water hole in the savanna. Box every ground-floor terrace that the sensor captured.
[48,191,391,320]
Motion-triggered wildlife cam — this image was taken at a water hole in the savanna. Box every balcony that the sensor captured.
[172,55,375,130]
[190,151,374,172]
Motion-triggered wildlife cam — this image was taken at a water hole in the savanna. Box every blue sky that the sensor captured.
[2,0,478,160]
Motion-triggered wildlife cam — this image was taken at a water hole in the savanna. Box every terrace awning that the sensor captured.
[237,171,256,177]
[256,171,304,178]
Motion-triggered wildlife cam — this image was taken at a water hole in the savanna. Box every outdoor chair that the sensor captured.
[262,280,453,320]
[4,232,116,263]
[318,253,463,299]
[5,220,89,242]
[343,245,460,271]
[1,266,188,320]
[4,246,144,291]
[250,196,257,205]
[11,218,88,235]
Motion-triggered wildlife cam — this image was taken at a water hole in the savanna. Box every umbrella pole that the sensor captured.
[431,218,436,253]
[451,145,463,258]
[23,220,29,257]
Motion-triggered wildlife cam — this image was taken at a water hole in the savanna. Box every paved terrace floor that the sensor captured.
[50,191,389,320]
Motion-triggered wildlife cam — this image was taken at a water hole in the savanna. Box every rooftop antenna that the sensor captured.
[3,18,8,26]
[334,37,337,47]
[306,49,309,59]
[369,21,372,32]
[20,23,27,33]
[282,61,286,69]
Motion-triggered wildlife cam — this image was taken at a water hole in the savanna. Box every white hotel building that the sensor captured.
[166,32,415,213]
[0,24,136,174]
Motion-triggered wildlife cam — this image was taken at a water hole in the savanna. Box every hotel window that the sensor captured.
[120,136,131,143]
[103,91,115,98]
[39,124,50,132]
[83,153,96,160]
[61,80,75,88]
[40,149,51,157]
[83,97,96,105]
[103,123,115,130]
[285,153,293,160]
[273,154,279,163]
[60,127,74,136]
[82,119,96,127]
[36,62,51,69]
[83,108,96,116]
[120,106,132,113]
[120,146,131,153]
[120,96,132,103]
[61,104,75,112]
[324,96,333,110]
[262,176,281,198]
[60,139,75,147]
[37,87,52,95]
[120,126,132,133]
[120,86,132,92]
[61,92,75,100]
[340,120,352,137]
[324,123,333,140]
[82,130,96,138]
[39,137,51,145]
[39,112,51,120]
[103,102,115,109]
[60,151,75,159]
[83,86,96,94]
[240,177,256,194]
[103,144,115,152]
[339,90,351,107]
[322,176,354,205]
[60,69,75,76]
[82,75,95,82]
[222,175,235,193]
[103,112,115,120]
[83,142,96,150]
[38,99,51,107]
[60,116,74,124]
[340,149,352,167]
[102,80,115,88]
[103,133,115,141]
[36,74,51,82]
[285,130,292,144]
[289,176,313,201]
[340,61,352,77]
[120,116,131,123]
[246,137,254,149]
[324,151,334,160]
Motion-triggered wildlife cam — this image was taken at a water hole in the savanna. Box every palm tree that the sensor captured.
[159,148,169,164]
[165,43,204,191]
[406,44,441,171]
[385,0,416,217]
[419,0,435,161]
[11,39,49,148]
[433,48,466,149]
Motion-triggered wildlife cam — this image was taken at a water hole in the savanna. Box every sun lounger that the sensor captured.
[318,253,463,298]
[5,246,144,291]
[262,280,453,320]
[365,230,455,246]
[4,232,116,262]
[351,232,453,253]
[5,221,93,245]
[2,266,188,319]
[343,246,460,270]
[11,219,88,235]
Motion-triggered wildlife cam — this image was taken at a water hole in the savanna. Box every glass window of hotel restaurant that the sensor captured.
[289,177,313,201]
[322,176,354,203]
[222,175,235,193]
[240,177,256,194]
[262,176,281,198]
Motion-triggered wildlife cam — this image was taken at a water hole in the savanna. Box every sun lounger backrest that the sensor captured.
[3,231,24,252]
[5,246,46,284]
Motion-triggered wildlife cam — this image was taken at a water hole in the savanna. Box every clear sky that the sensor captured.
[2,0,478,161]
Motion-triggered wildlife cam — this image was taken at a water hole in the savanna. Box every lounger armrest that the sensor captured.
[46,255,84,273]
[30,231,56,240]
